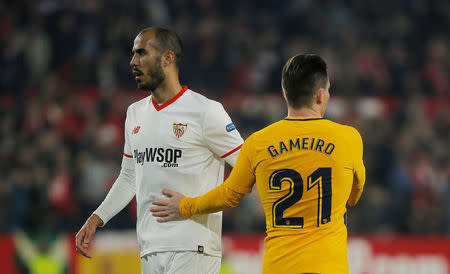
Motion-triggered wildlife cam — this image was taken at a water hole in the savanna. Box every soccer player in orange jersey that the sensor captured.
[151,54,366,274]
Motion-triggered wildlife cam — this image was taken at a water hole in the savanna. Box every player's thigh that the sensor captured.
[167,251,221,274]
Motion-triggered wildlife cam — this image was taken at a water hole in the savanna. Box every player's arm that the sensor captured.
[153,183,246,222]
[151,137,256,221]
[93,107,137,225]
[92,167,136,225]
[179,178,247,217]
[76,165,136,258]
[76,108,136,258]
[347,128,366,206]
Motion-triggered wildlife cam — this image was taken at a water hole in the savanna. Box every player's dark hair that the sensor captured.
[281,54,328,108]
[139,27,183,69]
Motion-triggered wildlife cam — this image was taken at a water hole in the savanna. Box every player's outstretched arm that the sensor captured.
[151,182,246,223]
[75,214,103,258]
[151,137,256,222]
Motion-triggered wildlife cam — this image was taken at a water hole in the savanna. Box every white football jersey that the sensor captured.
[121,86,243,257]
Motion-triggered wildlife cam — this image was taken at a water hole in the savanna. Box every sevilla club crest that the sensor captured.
[173,123,188,138]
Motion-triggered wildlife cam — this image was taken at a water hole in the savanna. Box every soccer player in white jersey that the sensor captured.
[75,27,243,274]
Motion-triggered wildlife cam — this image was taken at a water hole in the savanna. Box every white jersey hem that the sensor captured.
[140,247,222,258]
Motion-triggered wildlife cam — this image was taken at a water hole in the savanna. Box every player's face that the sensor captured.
[130,33,165,91]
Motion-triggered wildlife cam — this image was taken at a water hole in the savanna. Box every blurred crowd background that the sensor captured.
[0,0,448,238]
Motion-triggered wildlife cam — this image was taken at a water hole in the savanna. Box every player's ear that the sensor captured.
[316,88,324,104]
[163,50,175,67]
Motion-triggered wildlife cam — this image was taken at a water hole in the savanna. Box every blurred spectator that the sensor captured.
[14,230,69,274]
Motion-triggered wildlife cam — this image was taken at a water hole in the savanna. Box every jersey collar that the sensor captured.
[151,86,188,111]
[284,116,324,121]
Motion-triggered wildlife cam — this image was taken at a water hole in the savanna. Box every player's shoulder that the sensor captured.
[186,88,223,110]
[322,119,360,135]
[324,120,363,144]
[185,88,231,121]
[127,95,151,112]
[256,120,284,134]
[246,120,285,142]
[338,123,362,140]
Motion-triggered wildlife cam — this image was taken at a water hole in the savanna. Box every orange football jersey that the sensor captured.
[181,116,365,274]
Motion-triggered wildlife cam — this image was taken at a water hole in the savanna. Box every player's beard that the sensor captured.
[138,58,165,92]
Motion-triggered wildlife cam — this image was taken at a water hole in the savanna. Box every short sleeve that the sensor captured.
[203,101,244,166]
[121,107,135,170]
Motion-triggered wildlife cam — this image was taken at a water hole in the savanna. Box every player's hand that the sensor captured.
[150,189,185,222]
[75,214,103,258]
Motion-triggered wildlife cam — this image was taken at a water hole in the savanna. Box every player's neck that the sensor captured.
[151,80,183,104]
[287,106,323,118]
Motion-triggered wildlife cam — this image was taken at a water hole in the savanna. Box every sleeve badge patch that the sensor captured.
[226,123,236,132]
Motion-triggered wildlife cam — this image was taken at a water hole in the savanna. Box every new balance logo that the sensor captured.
[132,126,141,134]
